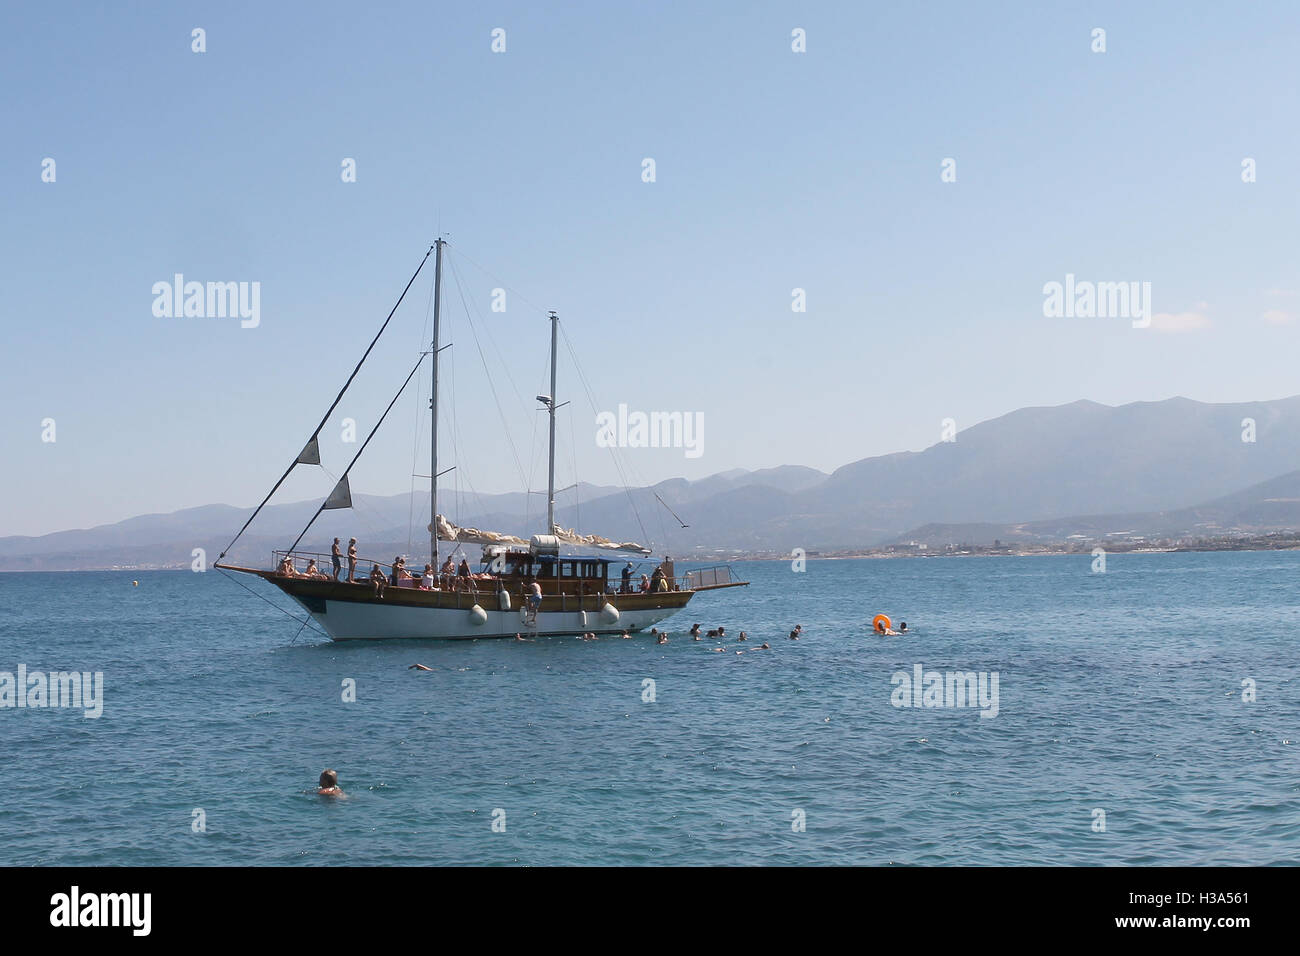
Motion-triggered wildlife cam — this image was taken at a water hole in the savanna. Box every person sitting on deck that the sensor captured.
[457,558,471,579]
[304,558,326,579]
[393,557,413,586]
[369,563,387,599]
[639,574,650,593]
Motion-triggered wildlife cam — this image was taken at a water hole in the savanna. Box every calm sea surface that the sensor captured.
[1,552,1297,866]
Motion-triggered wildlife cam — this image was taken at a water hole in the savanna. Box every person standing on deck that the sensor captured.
[621,562,633,594]
[347,538,358,583]
[331,538,342,581]
[650,565,667,593]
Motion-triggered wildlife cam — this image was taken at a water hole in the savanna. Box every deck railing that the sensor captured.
[271,550,744,597]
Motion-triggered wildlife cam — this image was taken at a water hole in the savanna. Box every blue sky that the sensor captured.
[2,1,1298,537]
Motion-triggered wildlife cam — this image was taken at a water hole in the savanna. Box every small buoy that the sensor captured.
[872,613,891,634]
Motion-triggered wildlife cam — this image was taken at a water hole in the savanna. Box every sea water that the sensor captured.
[0,551,1296,865]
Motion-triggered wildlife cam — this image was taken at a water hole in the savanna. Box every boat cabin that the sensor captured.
[484,545,611,596]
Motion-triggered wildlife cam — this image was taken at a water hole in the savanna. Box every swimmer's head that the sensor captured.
[319,769,338,789]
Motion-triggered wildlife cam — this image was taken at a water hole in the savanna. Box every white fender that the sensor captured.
[498,590,511,611]
[469,604,488,626]
[600,603,620,624]
[579,610,588,627]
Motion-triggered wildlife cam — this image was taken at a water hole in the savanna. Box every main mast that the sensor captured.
[546,310,558,534]
[430,238,444,565]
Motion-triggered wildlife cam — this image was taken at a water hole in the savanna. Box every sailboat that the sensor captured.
[214,240,746,640]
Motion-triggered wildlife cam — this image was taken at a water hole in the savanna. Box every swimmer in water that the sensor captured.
[788,629,799,640]
[408,663,432,671]
[898,622,908,634]
[317,769,344,797]
[621,632,632,639]
[737,631,748,641]
[656,633,669,645]
[759,642,771,649]
[689,623,702,639]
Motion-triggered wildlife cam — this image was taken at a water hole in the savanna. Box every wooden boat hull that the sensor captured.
[237,569,700,640]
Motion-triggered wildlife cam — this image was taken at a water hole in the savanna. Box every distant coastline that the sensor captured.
[730,530,1300,562]
[8,530,1300,571]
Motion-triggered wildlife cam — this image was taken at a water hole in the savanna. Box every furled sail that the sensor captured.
[550,524,652,556]
[430,516,650,555]
[432,515,529,547]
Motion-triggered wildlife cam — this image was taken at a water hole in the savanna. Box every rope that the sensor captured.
[557,321,654,549]
[216,567,331,641]
[217,245,435,563]
[447,255,530,489]
[286,351,429,555]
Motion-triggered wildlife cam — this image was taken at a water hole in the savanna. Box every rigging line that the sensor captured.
[559,321,669,550]
[655,492,690,528]
[557,321,653,549]
[444,315,469,523]
[446,248,532,416]
[442,320,489,528]
[216,567,330,641]
[286,351,430,557]
[316,463,384,544]
[217,244,436,563]
[446,244,554,322]
[569,402,580,533]
[447,256,530,490]
[409,267,438,556]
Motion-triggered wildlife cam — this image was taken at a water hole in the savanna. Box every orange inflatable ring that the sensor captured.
[872,614,891,634]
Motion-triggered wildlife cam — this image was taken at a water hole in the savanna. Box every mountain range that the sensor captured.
[5,395,1300,570]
